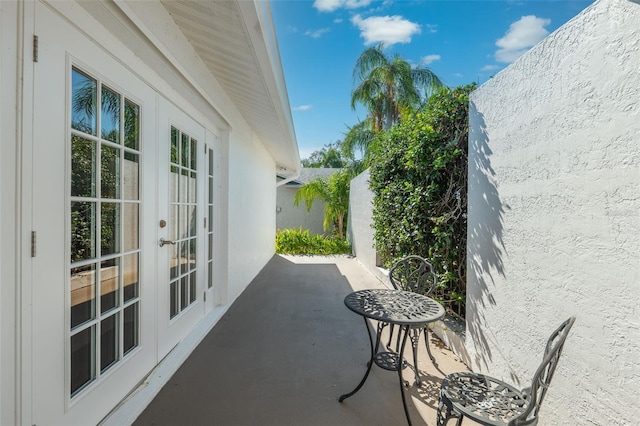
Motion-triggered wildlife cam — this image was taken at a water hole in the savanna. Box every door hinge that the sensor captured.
[33,35,39,62]
[204,217,207,228]
[31,231,37,257]
[203,292,206,302]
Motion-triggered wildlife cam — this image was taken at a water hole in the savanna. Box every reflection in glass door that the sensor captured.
[69,67,141,396]
[168,127,198,318]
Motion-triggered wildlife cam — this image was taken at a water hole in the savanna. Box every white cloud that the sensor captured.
[453,73,463,78]
[481,64,500,71]
[313,0,373,12]
[334,18,343,24]
[421,54,441,65]
[293,105,312,111]
[305,28,330,39]
[351,14,420,46]
[426,24,438,33]
[495,15,551,63]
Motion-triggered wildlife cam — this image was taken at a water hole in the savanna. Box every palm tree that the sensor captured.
[351,44,444,131]
[293,170,351,238]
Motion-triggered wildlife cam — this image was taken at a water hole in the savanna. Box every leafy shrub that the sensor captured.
[369,84,475,317]
[276,228,352,255]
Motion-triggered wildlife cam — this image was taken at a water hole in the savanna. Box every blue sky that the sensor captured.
[270,0,593,160]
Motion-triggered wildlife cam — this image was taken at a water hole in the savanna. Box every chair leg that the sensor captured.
[387,324,395,349]
[436,392,462,426]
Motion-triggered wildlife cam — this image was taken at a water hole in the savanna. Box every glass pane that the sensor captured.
[170,244,179,280]
[70,326,95,396]
[71,202,96,263]
[101,145,120,199]
[179,205,188,240]
[71,136,96,198]
[171,127,179,164]
[124,100,139,150]
[101,202,120,256]
[123,253,139,302]
[190,139,197,170]
[170,205,179,241]
[208,176,214,203]
[189,271,196,303]
[122,203,139,252]
[100,313,119,372]
[70,264,96,329]
[170,166,179,203]
[170,282,178,318]
[123,152,139,200]
[188,205,196,238]
[123,303,139,354]
[180,170,188,203]
[208,205,213,232]
[71,68,97,135]
[189,172,197,203]
[179,241,189,275]
[208,261,213,289]
[208,149,213,175]
[180,276,188,310]
[100,258,119,314]
[181,133,189,167]
[101,86,120,143]
[190,238,196,270]
[208,233,213,261]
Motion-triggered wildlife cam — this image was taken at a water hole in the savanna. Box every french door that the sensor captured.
[29,3,213,424]
[156,98,207,359]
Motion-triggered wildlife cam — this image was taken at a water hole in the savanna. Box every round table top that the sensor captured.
[344,289,445,326]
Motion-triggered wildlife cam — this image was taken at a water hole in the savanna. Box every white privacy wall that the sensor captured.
[466,0,640,424]
[276,186,328,235]
[347,169,381,276]
[227,129,277,301]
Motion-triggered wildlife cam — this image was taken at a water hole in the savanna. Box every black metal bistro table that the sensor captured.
[339,289,445,425]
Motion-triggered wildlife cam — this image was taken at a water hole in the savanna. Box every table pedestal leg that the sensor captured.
[339,318,384,402]
[424,327,436,363]
[410,328,422,386]
[398,326,413,426]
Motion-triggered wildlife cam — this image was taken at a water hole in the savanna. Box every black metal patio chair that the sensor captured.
[386,255,439,384]
[436,316,576,426]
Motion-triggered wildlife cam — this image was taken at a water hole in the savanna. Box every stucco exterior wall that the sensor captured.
[466,0,640,424]
[347,169,387,282]
[276,186,328,235]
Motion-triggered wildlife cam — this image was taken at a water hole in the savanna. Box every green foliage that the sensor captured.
[301,143,345,168]
[369,84,476,317]
[276,228,352,255]
[293,169,351,238]
[351,44,444,132]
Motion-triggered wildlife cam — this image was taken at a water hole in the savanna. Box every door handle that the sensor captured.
[159,237,177,247]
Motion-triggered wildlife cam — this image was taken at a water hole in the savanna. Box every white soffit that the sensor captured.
[161,0,300,174]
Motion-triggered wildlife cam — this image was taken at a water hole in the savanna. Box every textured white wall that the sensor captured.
[276,186,328,235]
[467,0,640,424]
[347,168,392,284]
[347,169,380,273]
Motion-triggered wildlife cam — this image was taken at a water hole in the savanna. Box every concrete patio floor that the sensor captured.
[132,254,469,426]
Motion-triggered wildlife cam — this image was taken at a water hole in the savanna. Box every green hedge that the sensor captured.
[276,228,352,255]
[369,84,475,317]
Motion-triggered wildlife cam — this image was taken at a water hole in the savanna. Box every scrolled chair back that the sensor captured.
[512,316,576,426]
[388,255,437,296]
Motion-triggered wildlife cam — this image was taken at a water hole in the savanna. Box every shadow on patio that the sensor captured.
[133,255,468,426]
